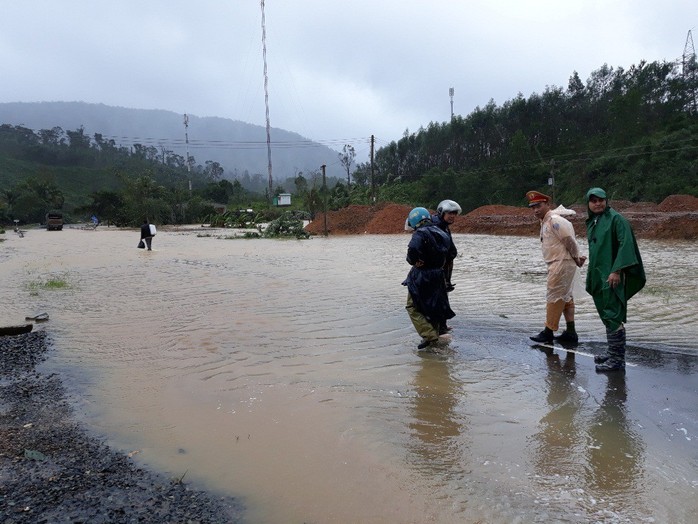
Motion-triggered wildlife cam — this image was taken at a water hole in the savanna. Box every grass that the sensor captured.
[26,275,71,295]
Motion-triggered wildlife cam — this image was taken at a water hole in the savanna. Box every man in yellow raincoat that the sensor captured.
[527,191,586,344]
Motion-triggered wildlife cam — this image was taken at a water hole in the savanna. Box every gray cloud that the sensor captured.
[1,0,694,158]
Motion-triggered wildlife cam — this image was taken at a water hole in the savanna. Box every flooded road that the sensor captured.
[1,227,697,522]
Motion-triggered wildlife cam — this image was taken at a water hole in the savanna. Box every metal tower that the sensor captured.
[682,30,697,113]
[260,0,273,198]
[449,87,454,120]
[183,113,192,191]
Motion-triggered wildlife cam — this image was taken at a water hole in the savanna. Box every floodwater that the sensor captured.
[1,227,697,523]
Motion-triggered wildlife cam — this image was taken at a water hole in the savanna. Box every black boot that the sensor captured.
[530,327,554,343]
[554,331,578,344]
[596,326,626,372]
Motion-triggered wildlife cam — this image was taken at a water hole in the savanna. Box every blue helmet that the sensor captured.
[406,207,431,229]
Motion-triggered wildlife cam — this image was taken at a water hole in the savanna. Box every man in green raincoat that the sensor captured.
[585,188,646,372]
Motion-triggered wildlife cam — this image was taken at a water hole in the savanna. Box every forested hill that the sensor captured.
[352,61,698,212]
[0,101,343,182]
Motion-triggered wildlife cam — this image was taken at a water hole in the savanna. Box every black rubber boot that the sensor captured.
[554,331,579,344]
[596,326,626,372]
[530,327,554,343]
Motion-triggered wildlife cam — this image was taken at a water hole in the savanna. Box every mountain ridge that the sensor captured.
[0,101,343,181]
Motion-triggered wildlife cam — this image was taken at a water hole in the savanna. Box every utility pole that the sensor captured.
[321,164,328,236]
[449,87,454,120]
[370,135,375,203]
[183,113,191,192]
[548,159,555,204]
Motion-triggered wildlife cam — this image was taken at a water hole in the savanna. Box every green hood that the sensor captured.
[586,187,609,219]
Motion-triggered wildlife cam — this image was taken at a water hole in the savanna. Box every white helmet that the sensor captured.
[436,199,462,216]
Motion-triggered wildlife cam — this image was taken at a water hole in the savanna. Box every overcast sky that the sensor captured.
[1,1,695,158]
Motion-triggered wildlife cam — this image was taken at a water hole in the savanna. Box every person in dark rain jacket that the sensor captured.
[139,219,156,250]
[431,199,461,334]
[431,199,462,294]
[402,207,455,350]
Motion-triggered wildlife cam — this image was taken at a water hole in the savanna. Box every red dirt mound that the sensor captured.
[365,203,413,234]
[304,196,698,240]
[304,204,377,235]
[657,194,698,212]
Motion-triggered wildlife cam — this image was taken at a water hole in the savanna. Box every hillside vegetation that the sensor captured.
[353,60,698,211]
[2,59,697,226]
[0,101,344,184]
[0,124,253,226]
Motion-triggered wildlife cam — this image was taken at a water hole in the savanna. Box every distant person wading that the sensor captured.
[139,219,156,250]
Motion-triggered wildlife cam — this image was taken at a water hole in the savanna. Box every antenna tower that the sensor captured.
[449,87,454,120]
[183,113,192,191]
[683,29,697,113]
[260,0,273,198]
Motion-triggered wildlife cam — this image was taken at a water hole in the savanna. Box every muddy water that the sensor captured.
[1,227,697,523]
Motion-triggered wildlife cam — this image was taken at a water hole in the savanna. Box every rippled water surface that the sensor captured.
[2,227,697,523]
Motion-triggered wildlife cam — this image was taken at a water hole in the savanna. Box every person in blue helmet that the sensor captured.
[402,207,455,350]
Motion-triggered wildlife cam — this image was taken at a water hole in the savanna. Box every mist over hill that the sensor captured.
[0,101,344,183]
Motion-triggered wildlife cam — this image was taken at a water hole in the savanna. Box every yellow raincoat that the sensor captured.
[540,211,580,303]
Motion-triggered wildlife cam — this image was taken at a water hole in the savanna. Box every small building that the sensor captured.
[274,193,292,207]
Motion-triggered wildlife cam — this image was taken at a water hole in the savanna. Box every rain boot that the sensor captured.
[554,320,578,343]
[554,331,579,344]
[596,326,626,372]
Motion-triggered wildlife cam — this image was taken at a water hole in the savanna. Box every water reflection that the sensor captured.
[529,348,581,480]
[408,353,466,475]
[585,373,645,496]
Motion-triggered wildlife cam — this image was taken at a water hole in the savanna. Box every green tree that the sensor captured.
[204,160,225,181]
[87,190,124,226]
[338,144,356,186]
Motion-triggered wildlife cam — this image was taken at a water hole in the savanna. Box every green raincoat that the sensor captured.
[585,188,646,330]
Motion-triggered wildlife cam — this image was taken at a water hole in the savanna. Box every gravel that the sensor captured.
[0,330,244,523]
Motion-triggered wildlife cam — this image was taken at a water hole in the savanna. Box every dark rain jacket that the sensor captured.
[585,200,646,330]
[402,224,455,325]
[140,223,152,239]
[431,214,458,261]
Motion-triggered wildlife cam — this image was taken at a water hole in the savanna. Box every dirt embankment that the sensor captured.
[304,195,698,240]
